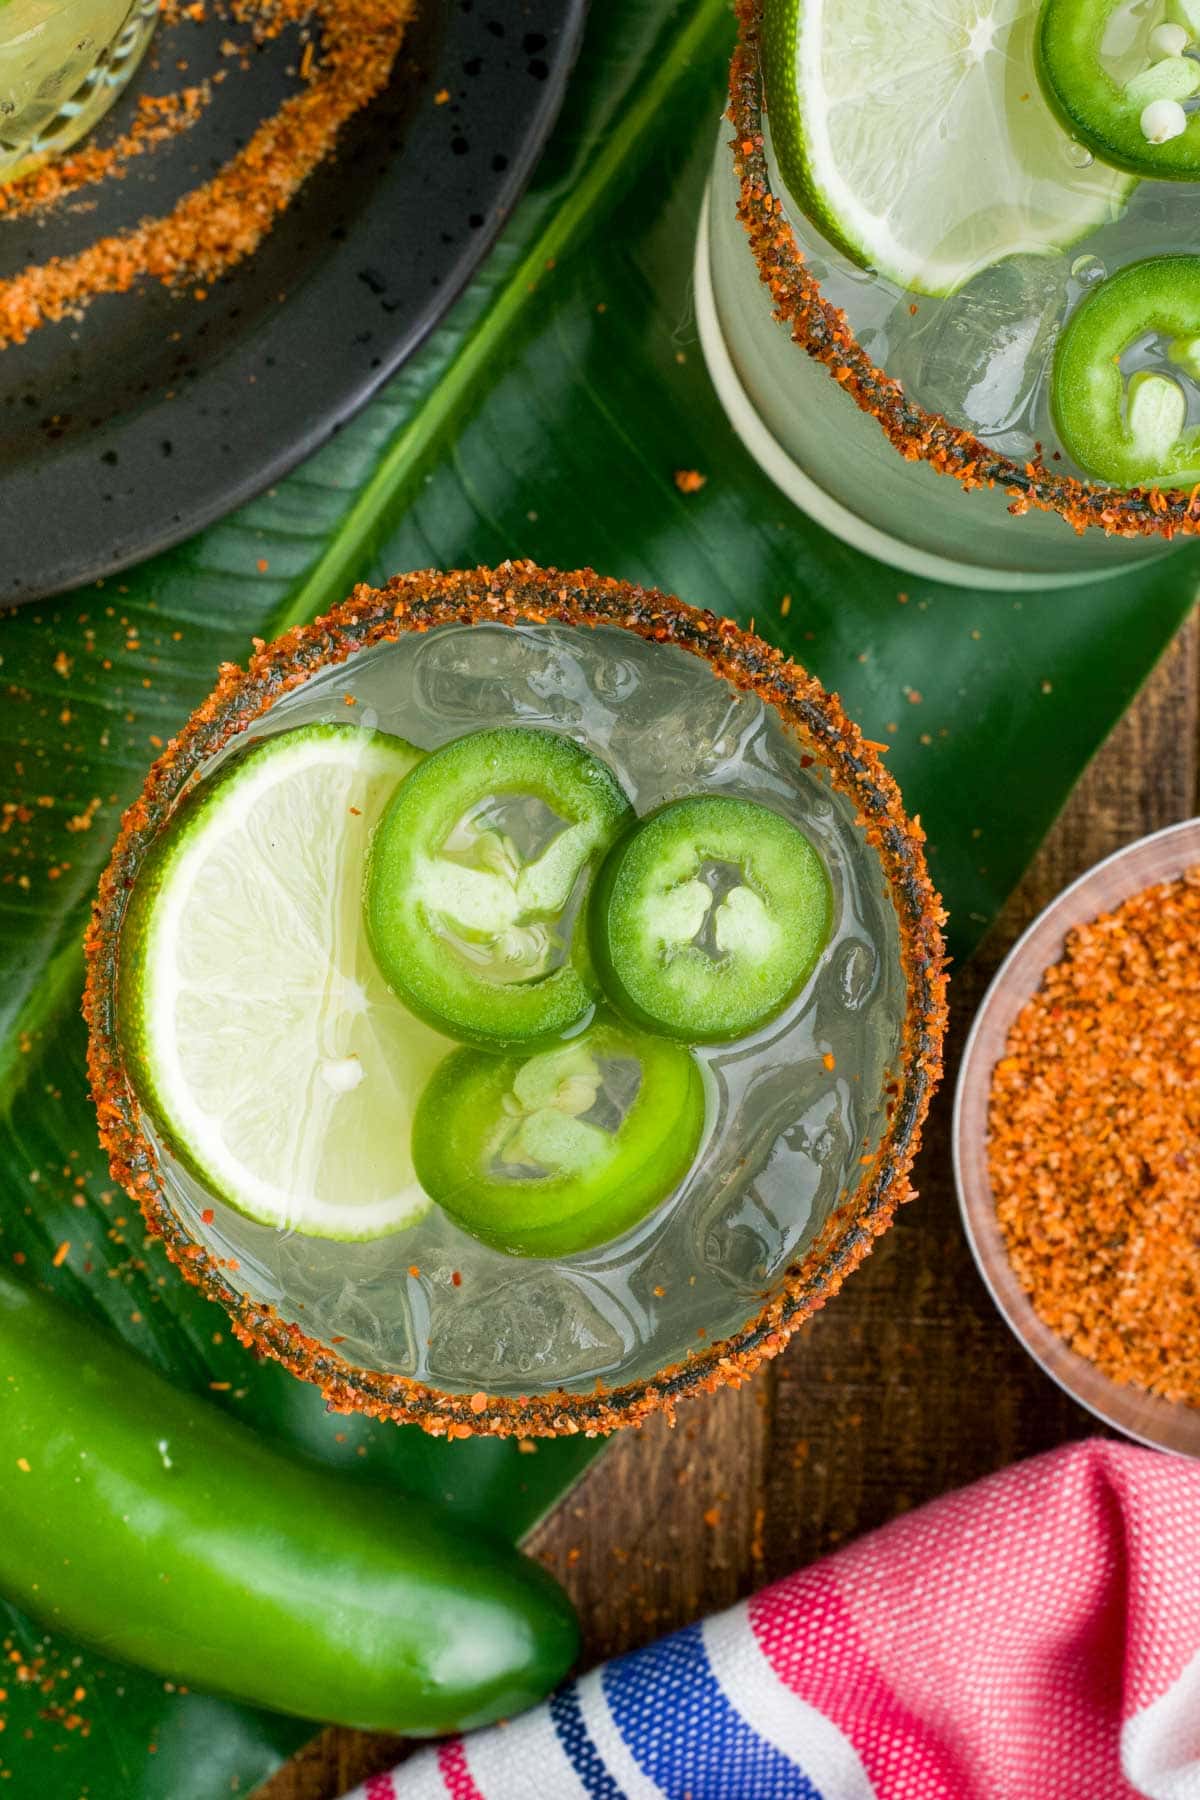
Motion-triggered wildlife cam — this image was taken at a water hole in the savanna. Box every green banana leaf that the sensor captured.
[1,0,1196,1793]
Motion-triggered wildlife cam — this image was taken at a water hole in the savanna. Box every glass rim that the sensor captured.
[83,562,948,1439]
[729,0,1200,543]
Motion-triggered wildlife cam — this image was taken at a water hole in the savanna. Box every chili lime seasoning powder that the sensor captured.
[989,868,1200,1404]
[0,0,415,350]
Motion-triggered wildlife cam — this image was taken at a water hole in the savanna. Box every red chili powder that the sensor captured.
[0,0,415,348]
[989,868,1200,1404]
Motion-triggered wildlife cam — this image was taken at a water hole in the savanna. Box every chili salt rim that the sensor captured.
[84,562,947,1439]
[730,0,1200,541]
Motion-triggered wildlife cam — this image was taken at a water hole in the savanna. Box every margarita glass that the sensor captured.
[700,0,1200,588]
[0,0,157,180]
[85,565,946,1438]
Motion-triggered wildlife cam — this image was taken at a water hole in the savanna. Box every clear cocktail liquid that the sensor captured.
[142,624,906,1397]
[776,119,1189,472]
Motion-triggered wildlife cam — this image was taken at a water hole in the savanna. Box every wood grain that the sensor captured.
[260,608,1199,1800]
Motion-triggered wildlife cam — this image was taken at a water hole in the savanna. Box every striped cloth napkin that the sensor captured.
[346,1438,1200,1800]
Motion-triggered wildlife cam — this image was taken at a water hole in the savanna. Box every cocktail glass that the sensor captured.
[85,565,946,1438]
[699,0,1196,589]
[0,0,158,181]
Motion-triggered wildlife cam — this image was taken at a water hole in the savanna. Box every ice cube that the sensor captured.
[612,675,758,802]
[411,624,589,733]
[589,654,641,706]
[890,255,1067,446]
[749,1085,856,1260]
[830,936,880,1013]
[425,1270,630,1387]
[698,1186,785,1294]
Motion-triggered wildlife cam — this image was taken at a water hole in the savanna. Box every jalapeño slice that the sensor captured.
[1037,0,1200,178]
[590,795,832,1045]
[411,1018,706,1258]
[1052,256,1200,487]
[367,727,633,1049]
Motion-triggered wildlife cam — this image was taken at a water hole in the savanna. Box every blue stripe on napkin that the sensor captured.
[602,1621,825,1800]
[550,1684,627,1798]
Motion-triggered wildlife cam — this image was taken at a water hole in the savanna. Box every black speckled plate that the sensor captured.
[0,0,587,601]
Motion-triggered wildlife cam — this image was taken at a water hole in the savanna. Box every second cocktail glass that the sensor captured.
[700,0,1200,587]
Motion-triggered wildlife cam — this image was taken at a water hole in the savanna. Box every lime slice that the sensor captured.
[761,0,1136,297]
[121,723,450,1240]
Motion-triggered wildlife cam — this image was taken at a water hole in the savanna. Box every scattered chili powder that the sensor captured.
[66,796,103,833]
[989,870,1200,1404]
[0,0,415,350]
[673,469,707,494]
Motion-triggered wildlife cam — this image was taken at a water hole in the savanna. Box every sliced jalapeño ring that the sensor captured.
[367,726,634,1049]
[411,1016,706,1258]
[1037,0,1200,178]
[1052,255,1200,487]
[589,794,832,1045]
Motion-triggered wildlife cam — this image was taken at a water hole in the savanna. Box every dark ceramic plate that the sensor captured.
[0,0,587,601]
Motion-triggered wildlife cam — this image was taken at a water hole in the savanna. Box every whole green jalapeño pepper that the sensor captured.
[0,1272,578,1733]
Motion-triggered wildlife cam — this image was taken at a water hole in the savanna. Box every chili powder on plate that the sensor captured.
[0,0,415,351]
[989,867,1200,1406]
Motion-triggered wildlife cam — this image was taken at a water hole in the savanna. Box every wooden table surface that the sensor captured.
[263,610,1200,1800]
